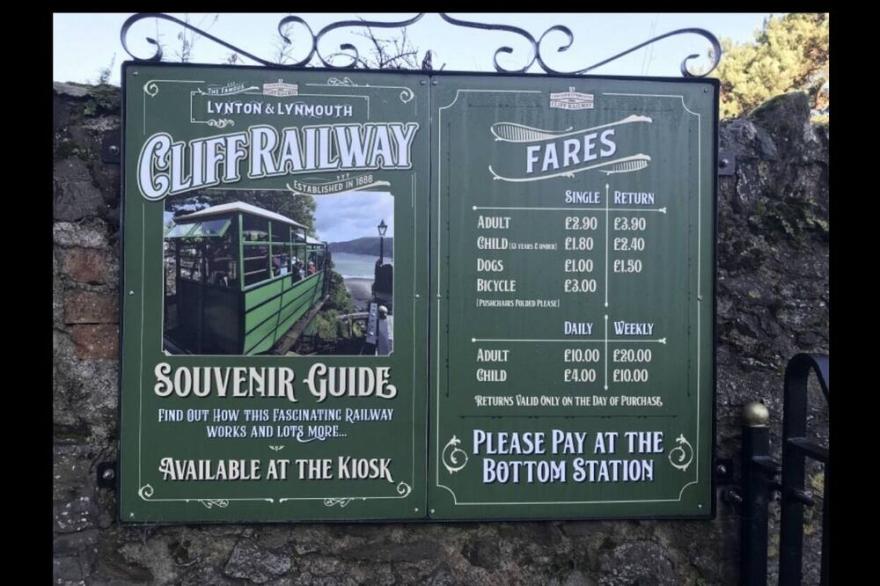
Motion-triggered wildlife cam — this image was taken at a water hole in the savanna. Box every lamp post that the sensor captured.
[377,219,387,265]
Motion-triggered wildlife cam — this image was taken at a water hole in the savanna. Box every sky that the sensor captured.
[314,192,394,243]
[53,12,778,85]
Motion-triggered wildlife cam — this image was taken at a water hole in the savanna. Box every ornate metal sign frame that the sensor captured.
[116,13,721,524]
[120,12,722,78]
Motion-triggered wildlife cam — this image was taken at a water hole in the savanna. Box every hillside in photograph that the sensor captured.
[329,236,394,257]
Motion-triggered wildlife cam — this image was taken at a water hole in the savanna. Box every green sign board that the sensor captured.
[428,75,717,519]
[120,64,431,522]
[120,63,716,523]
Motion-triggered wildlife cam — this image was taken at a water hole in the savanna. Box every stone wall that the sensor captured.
[53,82,829,585]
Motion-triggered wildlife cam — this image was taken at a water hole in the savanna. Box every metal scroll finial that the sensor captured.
[536,25,722,77]
[120,13,722,77]
[437,13,538,74]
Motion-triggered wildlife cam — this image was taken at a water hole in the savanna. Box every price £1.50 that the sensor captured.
[613,259,642,273]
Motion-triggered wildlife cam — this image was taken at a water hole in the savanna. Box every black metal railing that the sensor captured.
[735,353,829,585]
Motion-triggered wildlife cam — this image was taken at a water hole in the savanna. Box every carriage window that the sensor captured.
[271,221,290,243]
[242,215,269,241]
[166,218,231,239]
[167,223,188,238]
[243,244,271,286]
[189,218,231,238]
[288,242,305,283]
[166,222,197,238]
[242,215,271,286]
[271,244,289,277]
[167,217,238,288]
[305,247,323,275]
[240,217,313,287]
[269,221,291,278]
[204,236,237,287]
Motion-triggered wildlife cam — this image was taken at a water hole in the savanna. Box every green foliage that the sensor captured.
[300,263,358,353]
[79,84,122,118]
[310,309,342,341]
[94,53,116,86]
[716,14,828,119]
[307,306,363,345]
[324,267,355,314]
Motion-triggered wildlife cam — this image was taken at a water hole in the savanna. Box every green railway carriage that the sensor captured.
[164,202,328,355]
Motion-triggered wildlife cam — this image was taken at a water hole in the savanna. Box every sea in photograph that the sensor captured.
[332,252,394,310]
[332,252,392,278]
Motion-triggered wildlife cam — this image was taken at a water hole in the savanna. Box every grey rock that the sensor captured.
[597,540,676,585]
[55,495,99,533]
[748,92,811,158]
[461,537,500,570]
[564,570,594,586]
[54,220,110,249]
[54,158,105,221]
[54,82,91,98]
[340,539,443,563]
[54,556,84,584]
[224,539,292,584]
[54,268,65,329]
[179,566,231,586]
[423,562,460,586]
[55,529,100,554]
[117,538,179,585]
[54,332,119,441]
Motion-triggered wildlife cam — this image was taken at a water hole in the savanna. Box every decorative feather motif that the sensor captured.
[491,114,652,143]
[600,157,651,175]
[491,123,574,142]
[489,154,651,183]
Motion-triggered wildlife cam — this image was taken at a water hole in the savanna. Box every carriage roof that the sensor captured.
[175,201,307,229]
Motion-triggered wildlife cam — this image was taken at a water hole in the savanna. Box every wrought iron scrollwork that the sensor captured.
[121,12,278,66]
[121,13,721,77]
[536,27,722,77]
[437,13,538,74]
[120,12,426,69]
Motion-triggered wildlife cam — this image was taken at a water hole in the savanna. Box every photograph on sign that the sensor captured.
[162,189,394,356]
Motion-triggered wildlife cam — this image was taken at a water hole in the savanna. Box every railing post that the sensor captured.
[780,353,830,586]
[820,456,830,586]
[780,364,806,586]
[741,401,772,586]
